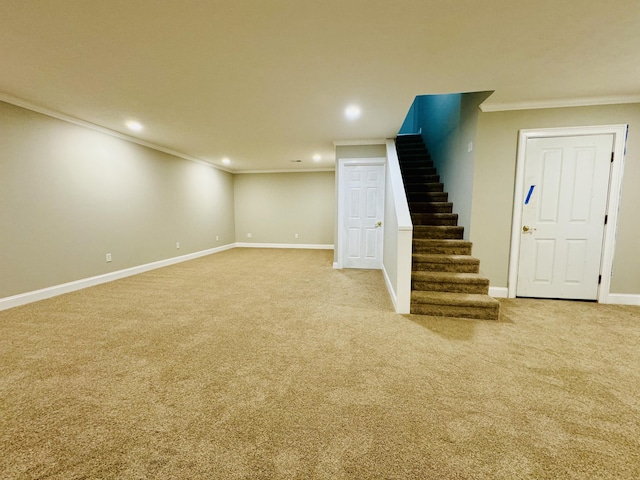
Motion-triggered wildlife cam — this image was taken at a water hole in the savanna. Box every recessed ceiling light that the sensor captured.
[125,120,143,132]
[222,157,231,165]
[344,105,361,120]
[313,154,322,162]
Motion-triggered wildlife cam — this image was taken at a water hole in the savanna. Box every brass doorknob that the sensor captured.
[376,221,382,228]
[523,225,530,232]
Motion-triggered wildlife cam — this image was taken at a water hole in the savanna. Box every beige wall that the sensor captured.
[0,101,235,298]
[424,92,491,240]
[234,172,335,245]
[335,144,386,159]
[472,103,640,294]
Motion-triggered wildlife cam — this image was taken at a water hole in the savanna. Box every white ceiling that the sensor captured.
[1,0,639,172]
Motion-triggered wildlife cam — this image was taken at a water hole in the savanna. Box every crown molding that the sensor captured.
[0,91,233,173]
[480,94,640,112]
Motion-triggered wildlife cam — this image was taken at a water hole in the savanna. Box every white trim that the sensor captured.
[606,294,640,306]
[0,244,235,312]
[333,139,387,146]
[0,91,234,174]
[235,243,334,250]
[332,262,339,269]
[339,158,386,166]
[382,265,399,312]
[489,287,509,298]
[480,95,640,113]
[397,127,422,136]
[508,125,628,303]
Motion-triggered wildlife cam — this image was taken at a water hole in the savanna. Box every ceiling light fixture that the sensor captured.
[344,105,361,121]
[125,120,143,132]
[222,157,231,165]
[313,154,321,162]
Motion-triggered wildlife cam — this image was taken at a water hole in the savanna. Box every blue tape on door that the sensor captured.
[525,185,535,204]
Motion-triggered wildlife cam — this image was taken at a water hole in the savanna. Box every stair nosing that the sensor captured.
[411,271,490,283]
[411,291,500,307]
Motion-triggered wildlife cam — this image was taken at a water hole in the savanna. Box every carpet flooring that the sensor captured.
[1,248,639,479]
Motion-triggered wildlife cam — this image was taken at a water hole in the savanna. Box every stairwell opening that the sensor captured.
[396,91,499,320]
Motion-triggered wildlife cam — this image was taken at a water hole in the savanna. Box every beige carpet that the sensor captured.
[1,248,639,479]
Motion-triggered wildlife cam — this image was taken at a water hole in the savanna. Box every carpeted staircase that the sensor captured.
[396,134,500,320]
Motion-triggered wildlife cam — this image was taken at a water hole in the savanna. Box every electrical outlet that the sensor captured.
[106,253,112,263]
[295,233,299,239]
[247,233,252,238]
[216,235,219,241]
[176,242,180,249]
[467,141,473,153]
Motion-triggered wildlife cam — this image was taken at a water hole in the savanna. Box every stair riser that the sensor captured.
[411,218,458,227]
[397,146,428,152]
[397,150,425,155]
[412,262,479,273]
[402,167,437,175]
[410,303,499,320]
[412,281,489,294]
[396,144,424,150]
[410,203,453,214]
[405,184,444,193]
[413,245,472,255]
[400,160,432,165]
[408,193,448,202]
[402,175,440,183]
[413,227,464,239]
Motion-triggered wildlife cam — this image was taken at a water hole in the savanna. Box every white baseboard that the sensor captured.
[0,244,235,312]
[381,265,399,312]
[489,286,509,298]
[606,293,640,306]
[235,243,334,250]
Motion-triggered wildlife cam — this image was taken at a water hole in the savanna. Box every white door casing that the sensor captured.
[509,125,628,302]
[516,134,612,299]
[337,159,385,269]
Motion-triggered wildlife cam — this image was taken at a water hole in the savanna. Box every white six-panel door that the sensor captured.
[342,164,385,269]
[516,134,613,299]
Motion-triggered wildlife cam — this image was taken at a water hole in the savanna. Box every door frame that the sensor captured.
[508,125,628,302]
[335,157,386,269]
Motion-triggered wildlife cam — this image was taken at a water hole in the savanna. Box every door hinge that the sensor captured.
[604,215,608,225]
[598,274,602,285]
[611,152,614,162]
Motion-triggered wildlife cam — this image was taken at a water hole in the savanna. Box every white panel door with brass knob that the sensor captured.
[516,134,613,299]
[340,162,385,269]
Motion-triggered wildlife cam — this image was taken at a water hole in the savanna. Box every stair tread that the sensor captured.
[411,213,457,218]
[412,271,489,283]
[411,291,500,307]
[413,238,471,245]
[412,254,480,264]
[414,225,463,229]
